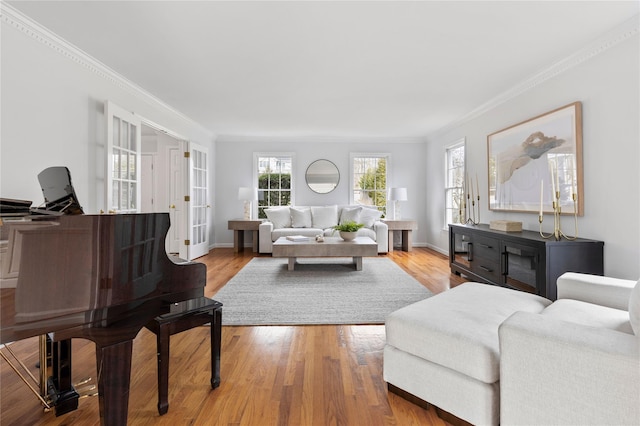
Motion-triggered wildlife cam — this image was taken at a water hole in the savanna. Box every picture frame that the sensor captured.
[487,102,583,215]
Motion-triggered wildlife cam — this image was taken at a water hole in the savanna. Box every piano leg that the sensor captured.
[211,306,221,389]
[156,324,170,415]
[49,339,80,416]
[96,340,133,426]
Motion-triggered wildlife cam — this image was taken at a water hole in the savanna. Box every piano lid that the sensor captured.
[0,213,206,344]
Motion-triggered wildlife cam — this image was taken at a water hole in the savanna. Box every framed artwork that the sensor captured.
[487,102,583,215]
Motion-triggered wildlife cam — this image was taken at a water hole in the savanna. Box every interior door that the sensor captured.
[168,146,185,255]
[186,142,209,260]
[141,154,155,213]
[105,101,141,213]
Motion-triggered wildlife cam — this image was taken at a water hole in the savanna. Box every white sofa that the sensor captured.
[258,204,388,254]
[384,273,640,425]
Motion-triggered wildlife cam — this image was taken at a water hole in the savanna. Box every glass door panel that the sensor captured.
[504,243,538,294]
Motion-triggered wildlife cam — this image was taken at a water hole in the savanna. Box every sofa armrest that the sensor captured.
[373,220,388,253]
[499,311,640,425]
[258,221,274,253]
[557,272,635,311]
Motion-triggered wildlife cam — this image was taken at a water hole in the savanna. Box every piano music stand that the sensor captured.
[32,166,84,216]
[144,297,223,415]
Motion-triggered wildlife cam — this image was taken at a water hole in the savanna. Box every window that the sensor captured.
[351,154,389,215]
[445,139,465,227]
[255,154,293,218]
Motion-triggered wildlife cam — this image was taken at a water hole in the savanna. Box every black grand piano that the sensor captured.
[0,168,206,425]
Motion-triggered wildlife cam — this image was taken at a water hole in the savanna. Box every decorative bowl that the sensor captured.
[339,231,357,241]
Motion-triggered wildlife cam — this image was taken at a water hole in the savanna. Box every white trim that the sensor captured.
[0,2,214,139]
[218,135,424,144]
[428,14,640,139]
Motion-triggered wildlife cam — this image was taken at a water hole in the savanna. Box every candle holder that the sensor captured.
[539,192,578,240]
[458,194,481,226]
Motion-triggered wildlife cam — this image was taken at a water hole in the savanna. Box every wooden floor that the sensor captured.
[0,247,465,426]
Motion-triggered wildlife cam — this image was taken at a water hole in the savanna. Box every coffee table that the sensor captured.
[272,236,377,271]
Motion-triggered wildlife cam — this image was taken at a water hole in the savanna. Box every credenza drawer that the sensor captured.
[472,235,500,260]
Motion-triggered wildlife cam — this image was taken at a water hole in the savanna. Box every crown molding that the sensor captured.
[0,2,214,138]
[215,134,425,144]
[428,13,640,140]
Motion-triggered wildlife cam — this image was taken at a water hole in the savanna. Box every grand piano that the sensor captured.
[0,169,206,425]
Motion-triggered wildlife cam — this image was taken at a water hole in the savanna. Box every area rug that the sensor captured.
[212,257,432,326]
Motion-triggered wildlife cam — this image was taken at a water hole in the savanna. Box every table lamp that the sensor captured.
[238,187,258,219]
[388,187,407,220]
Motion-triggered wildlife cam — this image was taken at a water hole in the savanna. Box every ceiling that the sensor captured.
[7,1,639,139]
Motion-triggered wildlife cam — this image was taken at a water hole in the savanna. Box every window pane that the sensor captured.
[352,155,387,213]
[445,142,465,226]
[257,155,293,218]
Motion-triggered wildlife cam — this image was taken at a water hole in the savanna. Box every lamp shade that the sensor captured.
[238,187,258,201]
[389,187,407,201]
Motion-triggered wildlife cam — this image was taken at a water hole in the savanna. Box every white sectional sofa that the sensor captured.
[258,204,388,254]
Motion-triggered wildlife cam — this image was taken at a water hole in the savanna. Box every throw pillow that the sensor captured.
[629,280,640,336]
[311,205,339,229]
[290,207,312,228]
[265,207,291,229]
[340,206,362,224]
[359,208,382,228]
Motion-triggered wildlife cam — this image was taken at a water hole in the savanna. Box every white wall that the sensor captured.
[0,13,214,215]
[214,137,427,248]
[425,34,640,280]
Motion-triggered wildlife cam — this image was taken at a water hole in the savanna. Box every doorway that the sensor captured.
[141,124,186,257]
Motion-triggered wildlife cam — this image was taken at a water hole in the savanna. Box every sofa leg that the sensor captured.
[386,383,473,426]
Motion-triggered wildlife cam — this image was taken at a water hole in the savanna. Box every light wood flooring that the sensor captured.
[0,247,465,425]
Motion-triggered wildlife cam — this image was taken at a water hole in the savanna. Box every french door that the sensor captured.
[105,101,141,213]
[185,142,209,260]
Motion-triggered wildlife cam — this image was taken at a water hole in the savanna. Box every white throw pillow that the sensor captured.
[311,205,339,229]
[290,207,312,228]
[265,207,291,229]
[359,208,382,228]
[340,206,362,224]
[629,280,640,336]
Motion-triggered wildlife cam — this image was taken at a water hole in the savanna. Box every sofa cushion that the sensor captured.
[290,207,312,228]
[357,227,376,240]
[272,228,322,241]
[360,207,382,228]
[385,283,551,384]
[629,280,640,336]
[339,206,362,224]
[541,299,634,335]
[265,207,291,229]
[311,205,338,229]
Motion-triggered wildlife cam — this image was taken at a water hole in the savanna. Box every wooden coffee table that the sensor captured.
[272,236,377,271]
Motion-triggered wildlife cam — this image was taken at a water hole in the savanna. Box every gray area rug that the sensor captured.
[212,257,432,326]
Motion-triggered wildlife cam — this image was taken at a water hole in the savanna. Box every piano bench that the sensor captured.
[144,297,223,416]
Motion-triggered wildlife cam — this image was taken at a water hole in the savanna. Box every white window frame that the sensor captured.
[253,152,295,218]
[444,138,466,228]
[349,152,390,215]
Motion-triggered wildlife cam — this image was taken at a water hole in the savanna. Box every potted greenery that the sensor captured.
[332,221,364,241]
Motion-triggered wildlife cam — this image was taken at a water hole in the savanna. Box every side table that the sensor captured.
[228,219,262,253]
[144,297,223,415]
[382,220,418,252]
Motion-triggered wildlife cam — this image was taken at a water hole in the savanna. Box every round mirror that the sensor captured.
[305,159,340,194]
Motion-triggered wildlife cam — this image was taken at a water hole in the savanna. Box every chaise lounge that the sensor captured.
[384,272,640,425]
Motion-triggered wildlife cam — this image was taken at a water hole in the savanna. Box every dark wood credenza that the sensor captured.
[448,224,604,300]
